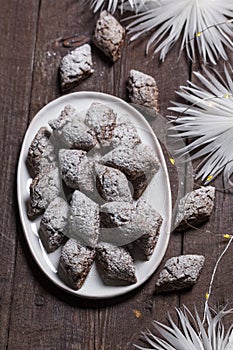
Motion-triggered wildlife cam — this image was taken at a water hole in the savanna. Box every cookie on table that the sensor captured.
[93,11,125,62]
[27,127,56,177]
[101,143,160,199]
[58,239,96,290]
[27,167,61,219]
[39,197,69,253]
[59,149,87,189]
[134,199,163,260]
[60,44,94,91]
[69,190,100,247]
[175,186,215,231]
[95,163,133,203]
[96,243,137,284]
[109,121,141,149]
[85,102,117,147]
[127,69,159,113]
[154,255,205,293]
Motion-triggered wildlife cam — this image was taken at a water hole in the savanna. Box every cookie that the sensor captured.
[60,119,97,151]
[27,127,56,177]
[93,11,125,62]
[49,105,97,151]
[95,163,132,202]
[58,239,96,290]
[155,255,205,293]
[100,201,146,245]
[60,44,94,91]
[101,143,160,199]
[127,69,159,112]
[96,243,137,284]
[85,102,116,147]
[27,167,61,219]
[109,121,141,149]
[68,190,100,247]
[175,186,215,231]
[49,105,76,131]
[39,197,69,253]
[134,199,163,259]
[59,149,87,189]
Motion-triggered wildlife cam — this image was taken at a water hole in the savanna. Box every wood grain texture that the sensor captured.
[180,59,233,329]
[1,1,232,349]
[0,1,40,348]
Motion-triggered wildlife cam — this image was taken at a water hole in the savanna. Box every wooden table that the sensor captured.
[1,2,232,349]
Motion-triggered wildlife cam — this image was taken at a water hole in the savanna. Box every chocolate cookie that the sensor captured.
[85,102,116,147]
[175,186,215,231]
[134,199,163,259]
[39,197,69,253]
[127,69,159,112]
[60,44,94,91]
[96,243,137,284]
[109,121,141,149]
[27,127,56,177]
[155,255,205,293]
[68,190,100,247]
[28,167,61,219]
[95,163,132,202]
[58,239,96,290]
[93,11,125,62]
[101,143,160,199]
[100,201,146,245]
[59,149,87,189]
[49,105,77,131]
[49,105,97,151]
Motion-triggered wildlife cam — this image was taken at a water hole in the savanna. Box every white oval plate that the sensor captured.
[17,92,172,299]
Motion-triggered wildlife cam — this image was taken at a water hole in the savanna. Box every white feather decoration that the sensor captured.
[135,305,233,350]
[169,65,233,189]
[126,0,233,64]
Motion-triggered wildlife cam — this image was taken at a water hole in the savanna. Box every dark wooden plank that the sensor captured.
[180,184,233,328]
[7,3,191,350]
[180,58,233,329]
[0,1,40,349]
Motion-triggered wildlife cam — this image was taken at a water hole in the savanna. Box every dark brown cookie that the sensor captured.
[49,105,97,151]
[49,105,76,131]
[96,243,137,284]
[134,199,163,260]
[109,121,141,149]
[100,201,146,245]
[76,159,97,199]
[175,186,215,231]
[27,167,61,219]
[101,143,160,199]
[39,197,69,253]
[95,163,132,203]
[85,102,117,147]
[60,44,94,92]
[154,255,205,293]
[27,127,56,177]
[58,239,96,290]
[59,149,87,189]
[68,190,100,247]
[93,11,125,62]
[127,69,159,112]
[60,119,97,151]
